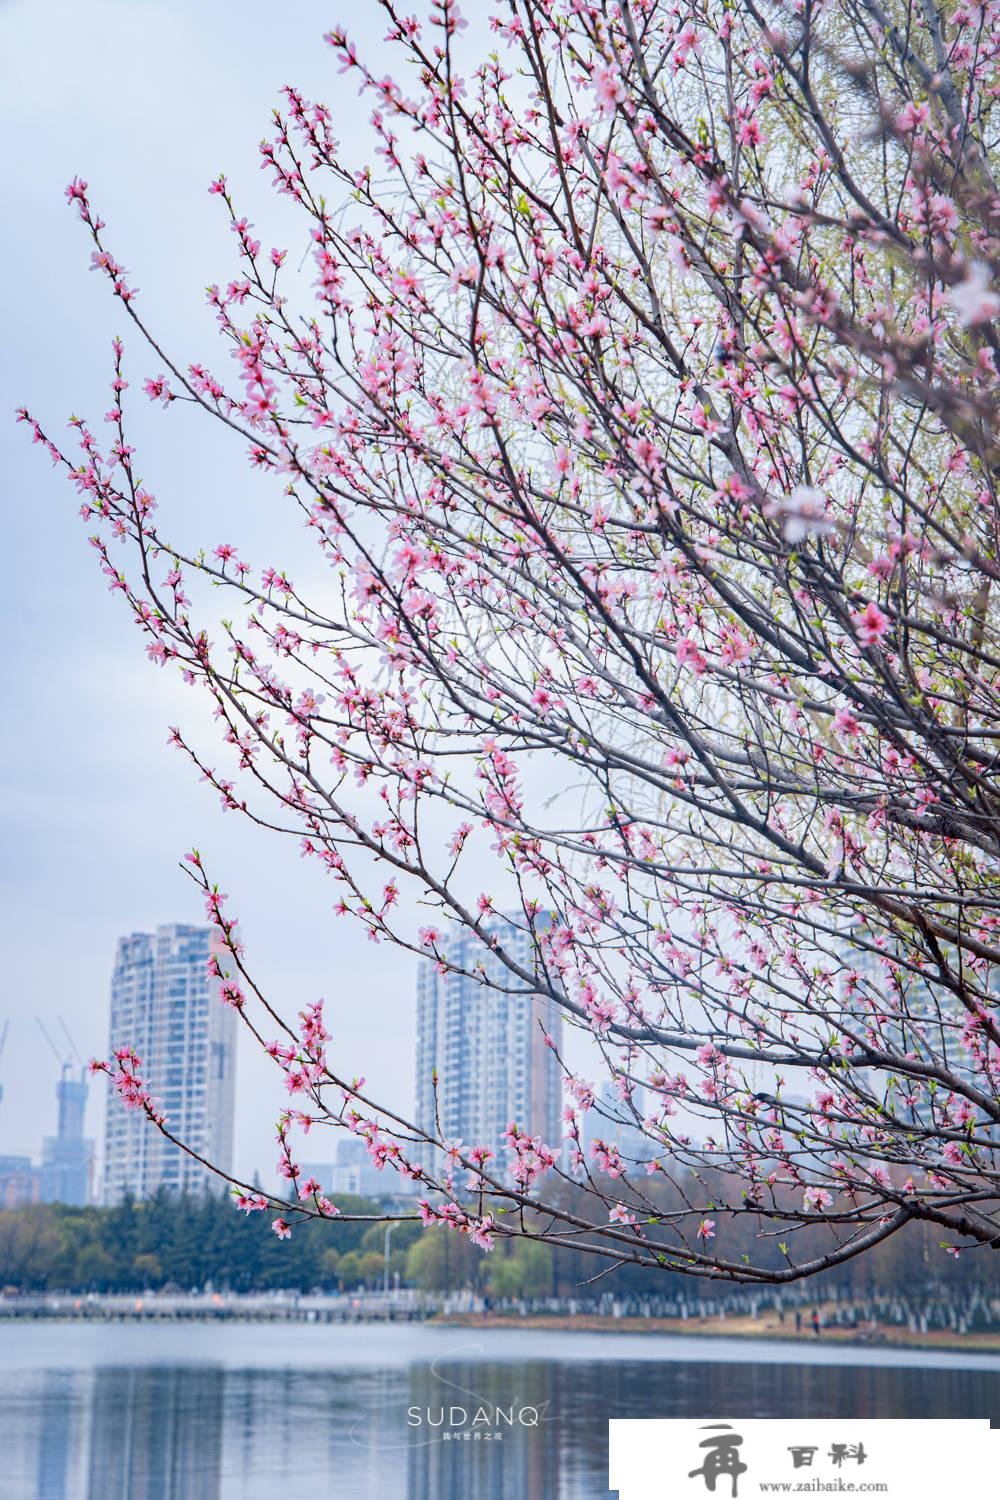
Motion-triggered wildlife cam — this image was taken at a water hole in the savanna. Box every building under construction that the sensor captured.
[0,1020,95,1209]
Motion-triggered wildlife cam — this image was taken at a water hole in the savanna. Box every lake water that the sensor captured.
[3,1322,999,1499]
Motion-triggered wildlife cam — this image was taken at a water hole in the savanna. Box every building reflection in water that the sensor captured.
[35,1370,78,1500]
[85,1366,223,1500]
[406,1357,560,1500]
[12,1340,1000,1500]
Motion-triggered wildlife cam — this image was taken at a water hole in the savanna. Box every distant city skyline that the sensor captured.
[4,907,582,1207]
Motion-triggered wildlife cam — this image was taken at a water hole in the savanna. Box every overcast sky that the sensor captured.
[0,1,427,1183]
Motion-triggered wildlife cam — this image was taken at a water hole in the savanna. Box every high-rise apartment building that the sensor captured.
[414,916,563,1176]
[103,924,237,1204]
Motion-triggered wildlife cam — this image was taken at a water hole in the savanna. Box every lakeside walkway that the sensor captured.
[4,1290,1000,1353]
[0,1290,427,1324]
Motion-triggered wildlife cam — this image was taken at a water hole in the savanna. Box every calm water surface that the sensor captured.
[2,1322,998,1500]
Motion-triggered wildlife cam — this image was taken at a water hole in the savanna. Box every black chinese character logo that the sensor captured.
[689,1425,748,1497]
[788,1446,818,1469]
[829,1442,867,1468]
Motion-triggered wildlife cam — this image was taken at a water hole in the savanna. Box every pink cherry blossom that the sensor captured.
[27,0,1000,1288]
[851,601,890,645]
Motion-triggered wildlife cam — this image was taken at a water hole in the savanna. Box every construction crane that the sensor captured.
[37,1018,90,1146]
[57,1016,84,1070]
[36,1018,71,1080]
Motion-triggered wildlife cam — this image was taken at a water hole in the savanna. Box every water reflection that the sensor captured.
[35,1372,74,1500]
[86,1367,223,1500]
[406,1359,561,1500]
[11,1340,1000,1500]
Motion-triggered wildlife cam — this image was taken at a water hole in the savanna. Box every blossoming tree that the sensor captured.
[21,0,1000,1281]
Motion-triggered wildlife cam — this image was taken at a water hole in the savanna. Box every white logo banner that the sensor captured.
[609,1418,999,1498]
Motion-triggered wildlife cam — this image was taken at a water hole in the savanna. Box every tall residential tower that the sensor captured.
[102,924,237,1203]
[414,915,563,1175]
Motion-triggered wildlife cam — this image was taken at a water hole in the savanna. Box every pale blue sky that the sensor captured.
[0,1,420,1182]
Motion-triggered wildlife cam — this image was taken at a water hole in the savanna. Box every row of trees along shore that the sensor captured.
[4,1185,1000,1305]
[20,0,1000,1283]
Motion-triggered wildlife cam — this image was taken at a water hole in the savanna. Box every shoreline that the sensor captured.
[2,1300,997,1356]
[429,1309,1000,1354]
